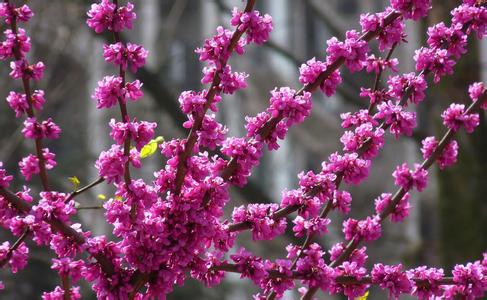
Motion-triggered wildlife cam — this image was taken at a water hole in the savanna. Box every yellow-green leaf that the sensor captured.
[97,194,106,200]
[140,136,164,158]
[68,176,80,191]
[114,195,123,201]
[355,291,369,300]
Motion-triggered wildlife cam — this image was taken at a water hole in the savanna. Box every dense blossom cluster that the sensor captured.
[0,0,486,299]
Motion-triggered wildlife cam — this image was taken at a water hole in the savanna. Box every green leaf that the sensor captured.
[97,194,106,201]
[140,136,164,158]
[68,176,80,191]
[355,291,369,300]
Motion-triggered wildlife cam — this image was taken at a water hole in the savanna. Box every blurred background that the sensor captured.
[0,0,486,299]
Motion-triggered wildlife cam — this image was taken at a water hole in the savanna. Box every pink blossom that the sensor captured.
[326,30,369,73]
[299,58,342,96]
[232,204,286,240]
[393,163,428,192]
[451,4,487,39]
[468,81,487,110]
[22,117,61,140]
[406,266,444,299]
[9,60,44,81]
[0,241,28,273]
[95,145,139,183]
[332,190,352,214]
[42,286,81,300]
[92,75,123,109]
[427,22,467,59]
[292,216,330,238]
[329,243,368,267]
[331,261,368,299]
[183,114,227,150]
[0,162,13,188]
[259,259,294,298]
[221,138,263,187]
[33,192,75,223]
[375,101,417,138]
[450,262,486,298]
[441,103,480,133]
[196,26,245,66]
[295,243,336,292]
[364,55,399,74]
[51,258,85,283]
[391,0,432,21]
[231,9,273,45]
[109,118,156,151]
[268,87,312,126]
[388,73,427,104]
[245,112,287,151]
[281,189,320,219]
[231,248,268,285]
[360,8,405,51]
[375,192,411,222]
[421,137,458,170]
[19,149,56,181]
[324,152,371,185]
[340,122,385,159]
[343,216,382,242]
[103,42,148,72]
[215,65,248,94]
[414,48,456,83]
[87,0,135,33]
[0,4,33,24]
[0,28,31,60]
[371,263,413,299]
[340,109,378,129]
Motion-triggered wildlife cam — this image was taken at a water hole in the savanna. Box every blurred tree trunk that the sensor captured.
[429,0,487,269]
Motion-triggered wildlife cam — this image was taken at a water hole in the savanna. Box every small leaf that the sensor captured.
[68,176,80,191]
[140,136,164,159]
[97,194,106,200]
[114,195,123,201]
[355,291,369,300]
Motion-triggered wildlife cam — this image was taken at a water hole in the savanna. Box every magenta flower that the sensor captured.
[375,192,411,222]
[326,30,369,73]
[19,149,56,181]
[414,47,456,83]
[103,42,148,72]
[9,60,44,81]
[343,216,382,242]
[441,103,480,133]
[87,0,135,33]
[421,137,458,170]
[371,263,413,299]
[406,266,444,299]
[388,72,427,104]
[231,9,273,45]
[390,0,432,21]
[232,204,286,240]
[299,58,342,96]
[393,163,428,192]
[375,101,417,138]
[0,162,13,188]
[0,28,31,60]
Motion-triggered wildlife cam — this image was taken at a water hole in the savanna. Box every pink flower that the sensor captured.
[375,192,411,222]
[364,55,399,74]
[292,216,330,238]
[268,87,312,126]
[0,241,28,273]
[375,101,417,138]
[421,137,458,170]
[22,118,61,140]
[341,109,378,129]
[331,261,368,299]
[388,73,427,104]
[0,4,33,24]
[325,152,371,185]
[183,114,227,150]
[42,286,81,300]
[232,204,286,240]
[326,30,368,73]
[87,0,135,33]
[299,58,342,96]
[0,162,13,188]
[19,149,56,181]
[95,145,140,183]
[51,258,84,283]
[109,118,156,151]
[427,22,467,59]
[441,103,480,133]
[221,138,263,187]
[371,263,412,299]
[6,91,28,118]
[406,266,444,299]
[103,42,148,72]
[295,243,336,292]
[450,262,485,298]
[343,216,382,242]
[393,163,428,192]
[92,75,123,109]
[331,190,352,214]
[340,122,384,159]
[391,0,432,21]
[0,28,31,60]
[468,81,487,110]
[231,248,268,285]
[179,90,211,115]
[211,65,248,95]
[451,4,487,39]
[329,243,368,267]
[196,26,245,66]
[414,47,456,83]
[231,9,273,45]
[9,60,44,81]
[360,8,405,51]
